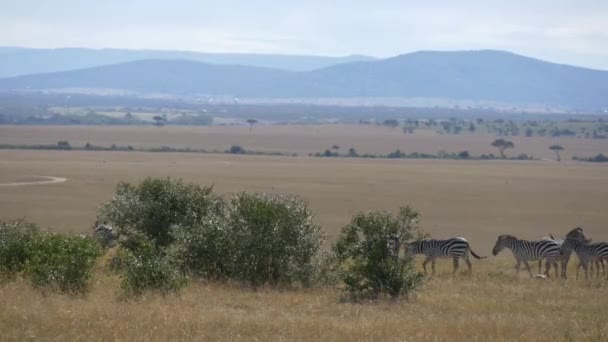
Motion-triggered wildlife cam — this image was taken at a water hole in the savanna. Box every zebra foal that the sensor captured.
[406,237,486,275]
[492,235,561,278]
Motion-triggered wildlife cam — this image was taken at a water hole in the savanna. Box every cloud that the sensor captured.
[0,1,607,69]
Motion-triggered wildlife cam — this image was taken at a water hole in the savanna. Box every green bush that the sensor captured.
[23,232,102,294]
[226,192,324,287]
[333,207,424,301]
[170,212,231,279]
[0,219,40,280]
[120,244,187,297]
[96,178,223,248]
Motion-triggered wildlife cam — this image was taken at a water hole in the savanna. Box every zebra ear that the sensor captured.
[549,233,555,239]
[586,238,592,243]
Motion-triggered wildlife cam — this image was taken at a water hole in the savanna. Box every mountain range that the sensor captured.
[1,49,607,110]
[0,47,373,77]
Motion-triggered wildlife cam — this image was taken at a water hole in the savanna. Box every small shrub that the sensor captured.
[24,232,102,294]
[120,245,187,297]
[96,178,223,248]
[333,207,424,302]
[0,219,39,280]
[226,192,324,287]
[228,145,245,154]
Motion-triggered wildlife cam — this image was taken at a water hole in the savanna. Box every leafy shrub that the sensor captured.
[96,178,223,248]
[23,232,102,294]
[170,212,232,279]
[226,192,324,287]
[120,244,186,297]
[0,219,39,280]
[333,207,424,302]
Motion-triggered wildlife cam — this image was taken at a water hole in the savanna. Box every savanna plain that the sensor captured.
[1,124,608,341]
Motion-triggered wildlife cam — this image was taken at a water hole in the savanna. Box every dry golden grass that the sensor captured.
[1,150,607,247]
[1,125,607,340]
[1,260,607,341]
[1,124,608,160]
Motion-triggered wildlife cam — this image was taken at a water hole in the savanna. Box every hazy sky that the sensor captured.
[2,0,608,69]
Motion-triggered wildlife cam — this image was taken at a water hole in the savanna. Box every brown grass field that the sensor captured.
[1,125,608,341]
[2,124,608,160]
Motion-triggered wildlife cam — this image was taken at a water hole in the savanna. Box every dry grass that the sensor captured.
[1,150,607,247]
[1,124,608,160]
[1,260,607,341]
[1,125,607,340]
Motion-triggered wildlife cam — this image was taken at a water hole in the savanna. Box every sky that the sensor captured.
[1,0,608,69]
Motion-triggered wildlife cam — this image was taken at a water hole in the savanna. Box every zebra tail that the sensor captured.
[470,248,487,259]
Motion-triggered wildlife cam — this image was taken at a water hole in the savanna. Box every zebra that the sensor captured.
[93,223,117,248]
[550,227,590,279]
[560,238,608,280]
[492,234,561,278]
[405,237,486,275]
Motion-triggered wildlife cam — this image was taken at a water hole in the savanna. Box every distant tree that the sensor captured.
[458,151,470,159]
[347,147,358,157]
[153,115,166,127]
[246,119,258,133]
[383,119,399,128]
[331,145,340,151]
[229,145,245,154]
[549,145,564,162]
[57,141,71,150]
[525,128,534,137]
[491,139,514,158]
[468,123,476,132]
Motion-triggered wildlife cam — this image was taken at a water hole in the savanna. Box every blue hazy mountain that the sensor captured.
[0,47,375,77]
[1,50,607,109]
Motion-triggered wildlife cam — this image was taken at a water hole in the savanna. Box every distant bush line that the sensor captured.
[572,154,608,163]
[0,142,292,157]
[0,141,539,161]
[310,147,536,161]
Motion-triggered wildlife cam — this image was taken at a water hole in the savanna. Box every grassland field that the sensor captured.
[1,124,608,341]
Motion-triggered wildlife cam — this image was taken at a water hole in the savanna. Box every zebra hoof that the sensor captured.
[534,274,548,280]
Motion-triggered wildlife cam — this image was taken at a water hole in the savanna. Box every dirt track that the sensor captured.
[0,176,67,187]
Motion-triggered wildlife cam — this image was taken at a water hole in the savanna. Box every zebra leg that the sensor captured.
[583,262,589,280]
[431,258,437,276]
[514,260,521,275]
[538,260,542,274]
[452,257,459,275]
[523,261,533,278]
[422,256,432,275]
[464,255,472,275]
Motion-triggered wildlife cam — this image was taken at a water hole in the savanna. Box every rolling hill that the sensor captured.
[1,50,607,109]
[0,47,374,77]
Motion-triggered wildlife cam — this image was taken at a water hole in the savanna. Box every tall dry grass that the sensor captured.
[1,259,607,341]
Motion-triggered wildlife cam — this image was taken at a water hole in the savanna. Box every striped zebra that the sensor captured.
[492,235,561,278]
[560,238,608,280]
[406,237,486,275]
[552,227,590,279]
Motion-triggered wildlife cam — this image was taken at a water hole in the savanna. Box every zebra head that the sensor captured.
[403,240,424,256]
[386,234,401,256]
[93,223,117,248]
[492,234,517,256]
[565,227,587,242]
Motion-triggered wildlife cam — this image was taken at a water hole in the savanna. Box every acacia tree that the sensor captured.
[549,144,564,162]
[246,119,258,133]
[491,139,514,158]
